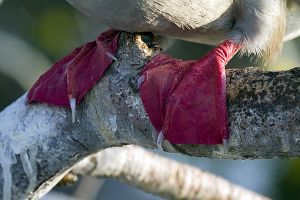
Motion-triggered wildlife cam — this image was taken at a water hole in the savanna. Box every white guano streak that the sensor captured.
[0,94,64,199]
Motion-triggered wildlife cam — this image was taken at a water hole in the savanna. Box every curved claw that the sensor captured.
[156,131,165,151]
[137,75,145,89]
[69,98,76,123]
[223,138,229,153]
[223,138,228,146]
[106,52,118,61]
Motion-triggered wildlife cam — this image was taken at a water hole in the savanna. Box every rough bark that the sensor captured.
[72,145,270,200]
[0,32,299,199]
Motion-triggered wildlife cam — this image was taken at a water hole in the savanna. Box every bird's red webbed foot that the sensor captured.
[27,30,240,146]
[27,29,120,122]
[139,41,241,145]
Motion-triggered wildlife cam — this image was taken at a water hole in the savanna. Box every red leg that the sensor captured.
[140,40,241,145]
[66,45,90,123]
[27,30,120,122]
[65,43,118,122]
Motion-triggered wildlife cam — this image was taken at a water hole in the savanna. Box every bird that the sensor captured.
[28,0,300,146]
[65,0,300,61]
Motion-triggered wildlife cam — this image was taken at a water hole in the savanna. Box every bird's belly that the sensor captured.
[66,0,234,45]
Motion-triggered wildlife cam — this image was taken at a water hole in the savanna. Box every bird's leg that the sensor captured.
[65,42,119,123]
[190,40,241,144]
[140,40,241,146]
[27,29,120,123]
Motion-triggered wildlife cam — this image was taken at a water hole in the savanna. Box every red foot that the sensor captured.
[27,29,239,145]
[139,41,241,144]
[27,29,120,108]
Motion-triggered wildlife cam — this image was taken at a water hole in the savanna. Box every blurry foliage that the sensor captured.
[33,6,80,60]
[0,71,24,110]
[274,160,300,200]
[0,0,81,61]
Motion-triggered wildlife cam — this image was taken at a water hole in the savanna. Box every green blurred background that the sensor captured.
[0,0,300,199]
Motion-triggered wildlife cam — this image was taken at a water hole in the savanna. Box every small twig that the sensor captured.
[72,145,270,200]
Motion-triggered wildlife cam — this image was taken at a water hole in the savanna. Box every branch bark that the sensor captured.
[0,32,299,199]
[72,145,270,200]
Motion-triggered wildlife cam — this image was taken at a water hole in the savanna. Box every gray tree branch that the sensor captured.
[0,32,299,199]
[72,145,270,200]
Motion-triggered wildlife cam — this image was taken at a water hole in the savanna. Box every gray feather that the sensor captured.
[66,0,299,60]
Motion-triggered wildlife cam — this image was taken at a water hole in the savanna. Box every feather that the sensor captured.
[227,0,286,63]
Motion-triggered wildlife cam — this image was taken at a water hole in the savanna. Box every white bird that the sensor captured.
[65,0,300,62]
[29,0,300,146]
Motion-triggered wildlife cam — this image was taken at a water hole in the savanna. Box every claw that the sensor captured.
[156,131,165,151]
[223,138,229,153]
[137,75,144,89]
[106,52,118,61]
[69,98,76,123]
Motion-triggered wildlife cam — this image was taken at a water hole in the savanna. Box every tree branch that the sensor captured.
[0,32,299,199]
[72,145,270,200]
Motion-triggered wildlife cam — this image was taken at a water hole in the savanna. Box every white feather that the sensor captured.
[228,0,285,57]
